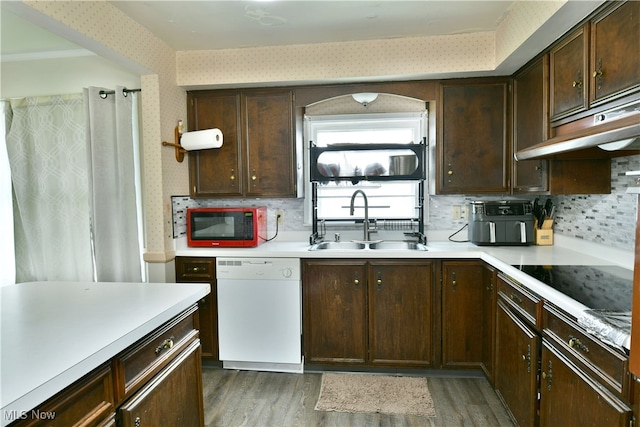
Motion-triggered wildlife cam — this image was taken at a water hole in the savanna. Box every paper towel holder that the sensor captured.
[162,123,223,163]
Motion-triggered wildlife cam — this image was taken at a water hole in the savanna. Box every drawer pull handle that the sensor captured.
[522,344,531,373]
[510,293,523,304]
[542,360,553,391]
[155,336,175,355]
[568,336,589,353]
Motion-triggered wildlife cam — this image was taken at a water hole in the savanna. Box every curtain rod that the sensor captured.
[99,88,141,99]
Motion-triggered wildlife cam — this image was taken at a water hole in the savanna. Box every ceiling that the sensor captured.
[108,1,515,51]
[2,1,515,57]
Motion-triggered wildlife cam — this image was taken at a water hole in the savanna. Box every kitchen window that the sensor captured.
[304,112,427,225]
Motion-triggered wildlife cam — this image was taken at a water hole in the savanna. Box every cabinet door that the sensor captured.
[439,80,510,194]
[540,341,632,427]
[482,264,497,384]
[175,257,218,360]
[494,299,539,427]
[118,340,203,427]
[441,261,484,367]
[188,92,242,197]
[513,56,549,193]
[590,1,640,104]
[243,90,296,197]
[629,197,640,376]
[302,260,368,365]
[549,25,589,120]
[368,260,433,367]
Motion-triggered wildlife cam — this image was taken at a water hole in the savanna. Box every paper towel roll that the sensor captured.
[181,128,223,150]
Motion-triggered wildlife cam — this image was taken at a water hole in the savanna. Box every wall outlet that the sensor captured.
[276,209,284,225]
[452,205,462,220]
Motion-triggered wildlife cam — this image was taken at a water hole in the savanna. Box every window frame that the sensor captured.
[303,112,428,225]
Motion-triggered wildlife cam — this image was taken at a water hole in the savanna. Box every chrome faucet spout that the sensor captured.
[350,189,373,241]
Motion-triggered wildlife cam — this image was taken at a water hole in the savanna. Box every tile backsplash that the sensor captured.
[173,155,639,251]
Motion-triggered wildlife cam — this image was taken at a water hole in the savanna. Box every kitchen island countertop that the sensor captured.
[0,280,210,426]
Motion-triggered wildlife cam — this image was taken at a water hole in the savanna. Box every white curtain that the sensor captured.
[84,87,142,282]
[1,102,16,286]
[6,95,94,282]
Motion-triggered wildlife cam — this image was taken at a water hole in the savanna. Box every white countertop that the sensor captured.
[0,281,210,425]
[175,231,634,349]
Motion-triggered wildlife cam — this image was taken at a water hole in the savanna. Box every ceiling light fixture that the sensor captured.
[352,92,378,107]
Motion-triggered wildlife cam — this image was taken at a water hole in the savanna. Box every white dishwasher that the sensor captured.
[216,257,303,373]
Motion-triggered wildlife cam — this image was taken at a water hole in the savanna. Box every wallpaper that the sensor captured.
[177,32,496,88]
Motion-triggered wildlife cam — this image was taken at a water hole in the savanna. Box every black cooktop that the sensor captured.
[513,265,633,312]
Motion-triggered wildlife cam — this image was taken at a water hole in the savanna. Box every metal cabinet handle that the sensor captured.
[542,360,553,391]
[155,336,175,355]
[522,344,531,373]
[568,336,589,353]
[510,293,523,304]
[230,168,236,181]
[572,70,583,89]
[592,59,603,90]
[135,417,141,427]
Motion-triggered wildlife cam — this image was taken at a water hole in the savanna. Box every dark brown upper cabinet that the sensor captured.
[187,89,296,198]
[549,25,589,121]
[437,79,511,194]
[589,1,640,106]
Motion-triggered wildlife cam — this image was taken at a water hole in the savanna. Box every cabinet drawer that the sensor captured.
[12,364,114,427]
[497,273,542,330]
[543,304,630,400]
[176,257,215,282]
[118,339,204,427]
[113,305,199,404]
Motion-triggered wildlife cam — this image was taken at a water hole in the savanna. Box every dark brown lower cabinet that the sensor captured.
[441,260,485,368]
[9,365,115,427]
[118,340,204,427]
[303,259,368,365]
[302,259,433,367]
[482,264,497,384]
[494,298,539,427]
[539,340,631,427]
[175,257,218,360]
[368,260,433,366]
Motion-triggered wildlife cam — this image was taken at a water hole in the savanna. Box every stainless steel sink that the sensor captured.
[368,241,428,251]
[309,241,367,251]
[309,241,427,251]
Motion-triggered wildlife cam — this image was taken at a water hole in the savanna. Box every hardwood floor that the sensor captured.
[202,366,514,426]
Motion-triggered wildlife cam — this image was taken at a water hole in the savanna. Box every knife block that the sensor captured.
[534,218,554,245]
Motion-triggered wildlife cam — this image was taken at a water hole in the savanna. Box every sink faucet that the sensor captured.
[349,189,376,241]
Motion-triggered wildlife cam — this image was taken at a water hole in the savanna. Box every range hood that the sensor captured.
[515,101,640,160]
